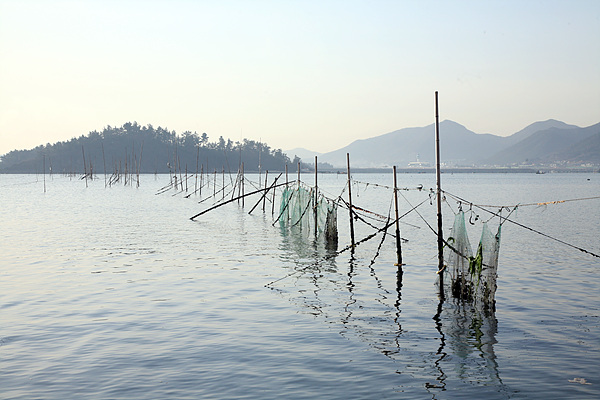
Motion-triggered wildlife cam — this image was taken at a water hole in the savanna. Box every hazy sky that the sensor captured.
[1,0,599,155]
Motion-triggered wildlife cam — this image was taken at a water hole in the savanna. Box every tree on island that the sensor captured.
[0,122,297,175]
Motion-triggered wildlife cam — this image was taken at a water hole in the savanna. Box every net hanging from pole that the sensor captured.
[442,211,501,312]
[279,186,338,245]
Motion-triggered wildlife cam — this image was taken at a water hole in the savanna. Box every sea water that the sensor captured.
[0,172,598,399]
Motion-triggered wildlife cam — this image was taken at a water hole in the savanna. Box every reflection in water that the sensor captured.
[429,298,508,398]
[273,224,510,398]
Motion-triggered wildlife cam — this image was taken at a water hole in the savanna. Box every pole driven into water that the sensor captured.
[242,162,245,207]
[82,145,88,188]
[285,163,289,220]
[393,166,403,271]
[263,170,268,212]
[435,91,444,296]
[314,156,318,238]
[346,153,355,249]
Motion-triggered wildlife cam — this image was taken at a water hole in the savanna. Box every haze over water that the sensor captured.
[1,172,598,399]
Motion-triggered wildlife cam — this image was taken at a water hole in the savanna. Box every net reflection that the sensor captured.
[428,297,507,397]
[272,224,509,398]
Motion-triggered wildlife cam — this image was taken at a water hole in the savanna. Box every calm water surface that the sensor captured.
[1,173,598,399]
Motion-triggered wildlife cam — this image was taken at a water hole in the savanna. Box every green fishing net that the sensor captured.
[279,186,338,244]
[443,211,501,311]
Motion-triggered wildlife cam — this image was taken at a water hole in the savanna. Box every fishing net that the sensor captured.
[324,200,338,245]
[279,186,338,244]
[443,211,501,311]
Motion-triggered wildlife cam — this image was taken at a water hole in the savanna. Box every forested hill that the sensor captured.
[0,122,298,174]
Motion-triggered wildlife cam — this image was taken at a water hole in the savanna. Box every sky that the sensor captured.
[0,0,599,156]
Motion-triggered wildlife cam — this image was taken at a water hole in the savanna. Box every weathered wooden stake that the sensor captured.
[192,179,288,220]
[271,173,276,217]
[346,153,355,249]
[314,156,318,237]
[195,145,199,194]
[263,170,268,212]
[393,166,403,271]
[102,143,107,187]
[200,164,204,197]
[82,145,88,188]
[435,91,444,297]
[241,162,245,207]
[248,173,283,215]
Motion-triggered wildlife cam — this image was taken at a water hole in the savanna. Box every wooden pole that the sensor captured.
[241,162,245,207]
[263,170,268,212]
[43,154,46,193]
[200,164,204,197]
[102,143,107,187]
[195,145,199,194]
[248,173,283,215]
[285,163,289,220]
[435,91,444,296]
[271,172,276,217]
[393,166,403,270]
[346,153,355,249]
[222,167,225,200]
[314,156,318,237]
[82,145,88,188]
[194,178,287,220]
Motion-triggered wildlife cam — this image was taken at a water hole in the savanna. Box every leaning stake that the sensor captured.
[192,178,287,220]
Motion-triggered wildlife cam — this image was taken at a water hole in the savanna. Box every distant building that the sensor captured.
[408,154,431,168]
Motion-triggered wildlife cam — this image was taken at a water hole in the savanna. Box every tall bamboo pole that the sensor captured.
[314,156,318,237]
[263,170,268,212]
[102,143,107,187]
[271,172,276,217]
[285,164,289,220]
[82,145,88,188]
[195,145,199,194]
[241,162,245,207]
[393,166,403,270]
[346,153,355,249]
[435,91,444,296]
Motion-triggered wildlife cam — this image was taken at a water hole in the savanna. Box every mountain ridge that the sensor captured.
[295,119,598,168]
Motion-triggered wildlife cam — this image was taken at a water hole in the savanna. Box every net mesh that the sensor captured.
[443,211,501,311]
[279,186,338,244]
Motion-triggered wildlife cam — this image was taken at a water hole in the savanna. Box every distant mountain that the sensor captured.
[319,120,507,168]
[487,123,599,165]
[549,132,600,164]
[317,119,599,168]
[284,148,322,162]
[503,119,579,146]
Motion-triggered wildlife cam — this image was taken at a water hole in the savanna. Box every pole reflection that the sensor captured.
[272,224,508,398]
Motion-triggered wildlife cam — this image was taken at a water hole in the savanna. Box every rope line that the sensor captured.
[443,192,600,209]
[443,190,600,259]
